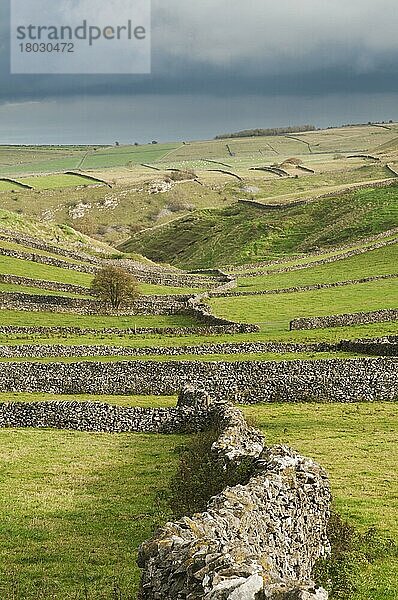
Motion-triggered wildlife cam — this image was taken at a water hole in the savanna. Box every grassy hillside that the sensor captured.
[242,402,398,600]
[120,185,398,268]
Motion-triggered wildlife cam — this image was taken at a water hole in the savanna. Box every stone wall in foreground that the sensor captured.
[0,357,396,402]
[138,389,330,599]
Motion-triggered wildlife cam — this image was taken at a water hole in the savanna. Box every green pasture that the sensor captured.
[20,174,103,190]
[0,180,24,191]
[0,310,200,330]
[0,255,93,286]
[231,233,398,275]
[210,278,398,332]
[0,283,90,298]
[0,393,176,407]
[241,402,398,600]
[0,427,183,599]
[237,243,398,291]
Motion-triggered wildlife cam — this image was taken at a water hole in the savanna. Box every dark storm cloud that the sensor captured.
[1,0,398,104]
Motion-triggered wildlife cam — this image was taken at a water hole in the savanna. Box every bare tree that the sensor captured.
[91,266,140,310]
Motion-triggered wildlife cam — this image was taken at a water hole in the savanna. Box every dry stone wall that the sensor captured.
[0,358,396,402]
[138,389,330,600]
[290,308,398,330]
[0,400,210,433]
[0,340,338,359]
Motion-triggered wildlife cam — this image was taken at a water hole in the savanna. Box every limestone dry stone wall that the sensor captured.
[0,358,396,402]
[0,400,210,434]
[0,338,395,359]
[290,308,398,330]
[138,388,330,600]
[0,340,337,359]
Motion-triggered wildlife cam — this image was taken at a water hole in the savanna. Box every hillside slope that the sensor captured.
[119,184,398,268]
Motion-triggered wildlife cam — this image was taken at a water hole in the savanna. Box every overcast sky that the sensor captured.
[1,0,398,143]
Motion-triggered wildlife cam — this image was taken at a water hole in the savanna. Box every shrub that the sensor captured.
[164,427,254,519]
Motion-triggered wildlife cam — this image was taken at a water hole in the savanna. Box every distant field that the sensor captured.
[80,144,180,169]
[20,174,104,190]
[0,427,183,599]
[0,144,180,177]
[210,278,398,331]
[242,402,398,600]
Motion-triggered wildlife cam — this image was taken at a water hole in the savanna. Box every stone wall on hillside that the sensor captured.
[290,308,398,330]
[210,273,398,298]
[0,290,192,315]
[239,238,398,278]
[0,232,232,289]
[0,357,396,402]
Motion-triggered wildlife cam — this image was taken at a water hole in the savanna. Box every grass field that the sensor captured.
[231,232,398,274]
[0,255,93,286]
[241,402,398,600]
[211,278,398,331]
[0,283,90,298]
[0,427,184,599]
[19,174,105,190]
[0,310,200,330]
[0,144,179,177]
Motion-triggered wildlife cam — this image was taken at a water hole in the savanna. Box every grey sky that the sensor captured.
[1,0,398,143]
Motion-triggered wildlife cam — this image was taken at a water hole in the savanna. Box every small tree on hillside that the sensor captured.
[91,266,140,310]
